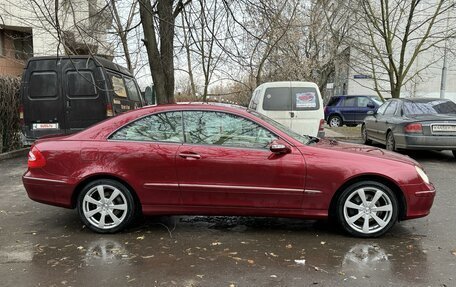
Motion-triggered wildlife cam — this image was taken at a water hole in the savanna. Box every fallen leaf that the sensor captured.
[137,235,145,240]
[320,241,326,245]
[247,259,254,264]
[294,259,306,265]
[286,244,292,249]
[270,275,277,278]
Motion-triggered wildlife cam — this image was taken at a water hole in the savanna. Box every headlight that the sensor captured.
[415,166,430,184]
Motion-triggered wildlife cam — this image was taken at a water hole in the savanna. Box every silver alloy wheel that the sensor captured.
[82,184,128,230]
[386,132,395,151]
[329,116,342,127]
[343,187,393,235]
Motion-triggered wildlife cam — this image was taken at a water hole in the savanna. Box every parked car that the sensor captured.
[362,98,456,157]
[325,95,383,127]
[20,56,144,145]
[23,103,435,237]
[248,81,325,137]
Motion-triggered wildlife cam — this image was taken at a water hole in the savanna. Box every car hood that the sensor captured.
[312,139,419,166]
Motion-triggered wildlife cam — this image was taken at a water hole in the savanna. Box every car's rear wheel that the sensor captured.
[329,115,343,127]
[336,181,398,237]
[386,131,395,151]
[77,179,136,233]
[361,124,372,145]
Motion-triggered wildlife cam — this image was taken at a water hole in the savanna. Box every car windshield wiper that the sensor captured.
[306,136,320,145]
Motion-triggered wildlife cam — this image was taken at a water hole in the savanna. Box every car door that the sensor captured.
[176,110,306,209]
[354,96,374,123]
[339,97,357,123]
[366,101,390,141]
[376,100,399,142]
[108,111,184,205]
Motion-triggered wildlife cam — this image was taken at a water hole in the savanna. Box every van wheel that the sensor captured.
[361,124,372,145]
[336,181,398,237]
[77,179,136,233]
[328,115,343,127]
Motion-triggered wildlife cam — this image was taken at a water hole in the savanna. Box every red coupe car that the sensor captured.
[23,104,435,237]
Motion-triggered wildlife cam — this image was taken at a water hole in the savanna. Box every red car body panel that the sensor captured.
[23,104,435,220]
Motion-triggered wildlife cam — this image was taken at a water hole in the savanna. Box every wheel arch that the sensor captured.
[329,174,407,221]
[328,113,345,122]
[71,174,142,214]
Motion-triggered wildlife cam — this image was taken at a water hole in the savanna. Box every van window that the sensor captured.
[292,87,320,110]
[124,77,141,102]
[67,71,97,98]
[262,87,291,111]
[29,71,57,98]
[109,73,127,98]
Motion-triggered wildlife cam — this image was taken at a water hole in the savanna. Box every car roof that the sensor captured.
[400,97,448,103]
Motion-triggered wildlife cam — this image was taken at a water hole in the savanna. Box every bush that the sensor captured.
[0,76,22,153]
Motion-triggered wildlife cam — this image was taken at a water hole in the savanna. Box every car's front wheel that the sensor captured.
[328,115,343,127]
[77,179,136,233]
[361,124,372,145]
[336,181,398,237]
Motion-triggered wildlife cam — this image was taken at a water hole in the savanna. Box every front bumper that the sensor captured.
[401,183,436,219]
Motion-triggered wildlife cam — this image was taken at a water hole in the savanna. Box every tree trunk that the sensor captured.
[139,0,175,104]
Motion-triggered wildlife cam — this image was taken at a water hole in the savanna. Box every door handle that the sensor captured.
[179,152,201,159]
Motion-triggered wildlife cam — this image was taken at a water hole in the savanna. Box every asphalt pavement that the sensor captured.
[0,147,455,287]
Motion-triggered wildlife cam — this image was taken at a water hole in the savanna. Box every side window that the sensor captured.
[29,71,57,98]
[67,71,97,98]
[357,97,371,108]
[292,87,320,110]
[384,101,398,115]
[262,87,291,111]
[124,77,141,102]
[343,97,356,107]
[108,73,127,98]
[326,97,339,106]
[110,112,183,142]
[376,102,390,115]
[183,111,278,149]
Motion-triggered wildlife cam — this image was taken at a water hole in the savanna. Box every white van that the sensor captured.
[248,81,325,137]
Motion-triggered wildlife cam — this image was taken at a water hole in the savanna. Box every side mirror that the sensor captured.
[367,103,375,109]
[269,140,291,154]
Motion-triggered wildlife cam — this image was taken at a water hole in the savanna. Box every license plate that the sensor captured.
[432,125,456,132]
[32,123,59,130]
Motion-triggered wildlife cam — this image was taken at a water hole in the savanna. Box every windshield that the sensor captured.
[248,110,311,144]
[369,96,384,106]
[403,100,456,115]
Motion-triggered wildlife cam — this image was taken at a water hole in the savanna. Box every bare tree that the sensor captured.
[351,0,456,98]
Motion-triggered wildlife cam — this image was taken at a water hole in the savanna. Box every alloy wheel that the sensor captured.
[386,132,395,151]
[329,116,342,127]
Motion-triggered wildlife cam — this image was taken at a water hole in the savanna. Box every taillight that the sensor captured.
[404,123,423,133]
[319,119,325,131]
[28,146,46,168]
[19,105,24,126]
[106,104,113,117]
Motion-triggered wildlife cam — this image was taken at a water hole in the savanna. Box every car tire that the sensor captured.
[386,131,395,151]
[336,181,398,238]
[361,124,372,145]
[77,179,137,233]
[328,115,343,128]
[453,150,456,158]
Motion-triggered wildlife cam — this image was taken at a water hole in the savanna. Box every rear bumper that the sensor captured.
[395,134,456,150]
[401,183,436,220]
[22,172,74,208]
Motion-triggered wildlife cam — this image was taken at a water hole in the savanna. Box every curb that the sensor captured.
[0,148,28,161]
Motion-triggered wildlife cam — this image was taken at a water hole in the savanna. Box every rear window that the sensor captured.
[292,87,320,110]
[29,71,57,98]
[262,87,291,111]
[124,77,141,102]
[109,73,127,98]
[67,71,97,98]
[403,100,456,115]
[326,97,340,106]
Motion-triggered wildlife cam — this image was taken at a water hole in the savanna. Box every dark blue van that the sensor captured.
[324,95,383,127]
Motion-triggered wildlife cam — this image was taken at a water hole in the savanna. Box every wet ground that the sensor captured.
[0,148,455,287]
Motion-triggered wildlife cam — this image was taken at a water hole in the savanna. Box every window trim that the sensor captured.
[107,109,291,150]
[65,70,99,100]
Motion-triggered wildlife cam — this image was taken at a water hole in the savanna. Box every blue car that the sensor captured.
[324,95,383,127]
